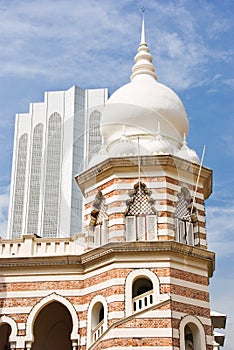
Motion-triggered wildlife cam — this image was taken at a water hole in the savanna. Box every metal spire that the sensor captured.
[140,7,147,46]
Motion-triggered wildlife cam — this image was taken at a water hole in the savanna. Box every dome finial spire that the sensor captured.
[130,10,157,81]
[140,7,147,45]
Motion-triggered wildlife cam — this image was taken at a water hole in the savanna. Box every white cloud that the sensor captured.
[206,205,234,257]
[210,275,234,350]
[0,0,232,92]
[223,78,234,88]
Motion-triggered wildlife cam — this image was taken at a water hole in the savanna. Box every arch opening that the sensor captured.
[32,301,73,350]
[132,277,153,312]
[0,323,11,350]
[91,302,105,343]
[185,324,194,349]
[180,316,206,350]
[132,277,153,297]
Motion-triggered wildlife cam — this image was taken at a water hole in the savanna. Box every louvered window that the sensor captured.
[125,182,157,242]
[91,191,108,247]
[94,220,108,247]
[126,215,157,241]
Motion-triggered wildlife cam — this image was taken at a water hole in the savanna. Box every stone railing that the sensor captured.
[92,319,104,343]
[0,234,86,258]
[132,289,154,313]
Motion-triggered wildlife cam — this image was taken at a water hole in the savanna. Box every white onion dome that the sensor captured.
[108,138,139,157]
[147,134,175,155]
[100,15,189,151]
[176,137,200,164]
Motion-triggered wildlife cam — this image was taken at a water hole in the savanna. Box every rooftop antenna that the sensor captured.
[190,145,206,216]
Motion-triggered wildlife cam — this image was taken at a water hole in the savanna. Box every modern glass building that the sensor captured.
[7,85,108,238]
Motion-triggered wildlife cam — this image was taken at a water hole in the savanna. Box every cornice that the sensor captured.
[76,155,212,199]
[0,241,215,278]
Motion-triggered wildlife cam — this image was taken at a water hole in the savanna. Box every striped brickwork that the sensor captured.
[0,241,215,349]
[78,155,210,249]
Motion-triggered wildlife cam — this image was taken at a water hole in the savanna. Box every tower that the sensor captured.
[7,85,108,239]
[75,14,225,349]
[0,14,226,350]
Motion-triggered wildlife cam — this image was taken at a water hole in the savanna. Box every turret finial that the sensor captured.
[130,10,157,81]
[140,7,147,45]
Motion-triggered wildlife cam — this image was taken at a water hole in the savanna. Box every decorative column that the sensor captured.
[72,340,78,350]
[25,341,32,350]
[9,342,16,350]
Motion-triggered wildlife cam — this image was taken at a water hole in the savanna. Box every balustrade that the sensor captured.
[92,319,104,342]
[132,289,154,313]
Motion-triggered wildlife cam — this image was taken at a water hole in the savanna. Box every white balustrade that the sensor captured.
[0,234,85,258]
[92,319,104,343]
[132,289,154,313]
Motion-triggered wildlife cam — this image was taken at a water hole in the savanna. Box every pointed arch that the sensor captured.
[25,293,79,343]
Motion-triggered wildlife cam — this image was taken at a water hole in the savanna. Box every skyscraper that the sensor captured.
[7,85,108,239]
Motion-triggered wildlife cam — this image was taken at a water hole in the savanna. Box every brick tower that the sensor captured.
[75,12,225,349]
[0,13,225,350]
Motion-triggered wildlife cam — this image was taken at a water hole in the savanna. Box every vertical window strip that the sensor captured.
[88,110,101,161]
[11,133,28,238]
[26,124,43,235]
[43,113,62,237]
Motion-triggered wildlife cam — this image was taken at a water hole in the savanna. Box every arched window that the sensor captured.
[87,296,108,347]
[125,182,157,242]
[27,123,43,235]
[89,191,109,247]
[185,325,194,349]
[125,269,161,316]
[180,315,206,349]
[91,302,105,343]
[175,187,197,246]
[132,277,153,312]
[11,133,28,238]
[43,113,62,237]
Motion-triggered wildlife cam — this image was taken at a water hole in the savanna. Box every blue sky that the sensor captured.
[0,0,233,347]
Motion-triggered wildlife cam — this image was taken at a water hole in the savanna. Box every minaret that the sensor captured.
[75,14,221,350]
